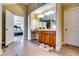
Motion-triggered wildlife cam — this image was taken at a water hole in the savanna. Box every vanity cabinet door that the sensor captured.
[49,32,56,47]
[53,35,56,46]
[38,31,56,48]
[39,31,46,43]
[41,32,45,43]
[39,32,42,43]
[45,32,49,44]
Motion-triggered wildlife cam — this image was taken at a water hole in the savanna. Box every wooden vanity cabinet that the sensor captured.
[38,31,56,48]
[49,31,56,48]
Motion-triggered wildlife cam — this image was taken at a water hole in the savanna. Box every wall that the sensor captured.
[56,3,62,51]
[62,3,79,10]
[31,13,38,30]
[31,13,38,39]
[0,3,2,55]
[4,4,27,16]
[27,3,45,40]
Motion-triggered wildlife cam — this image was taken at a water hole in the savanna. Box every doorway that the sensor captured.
[14,15,24,42]
[5,10,24,47]
[2,10,24,55]
[31,3,56,50]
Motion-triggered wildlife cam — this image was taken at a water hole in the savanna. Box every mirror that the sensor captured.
[37,9,56,30]
[39,18,50,29]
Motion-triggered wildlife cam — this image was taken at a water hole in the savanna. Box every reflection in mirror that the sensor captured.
[39,18,50,29]
[37,9,56,30]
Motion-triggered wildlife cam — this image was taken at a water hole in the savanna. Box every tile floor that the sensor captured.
[2,36,79,56]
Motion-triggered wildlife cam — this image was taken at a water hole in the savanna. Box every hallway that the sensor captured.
[2,36,79,56]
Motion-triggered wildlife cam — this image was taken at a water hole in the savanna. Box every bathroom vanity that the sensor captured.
[38,29,56,49]
[31,8,56,49]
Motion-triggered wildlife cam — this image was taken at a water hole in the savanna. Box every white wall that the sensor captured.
[56,3,62,51]
[0,3,2,55]
[24,16,28,40]
[27,4,46,40]
[28,14,31,40]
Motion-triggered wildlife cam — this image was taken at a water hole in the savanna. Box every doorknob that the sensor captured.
[6,29,8,30]
[65,28,68,31]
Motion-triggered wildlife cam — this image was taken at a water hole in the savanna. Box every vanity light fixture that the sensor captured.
[37,14,44,18]
[44,10,55,16]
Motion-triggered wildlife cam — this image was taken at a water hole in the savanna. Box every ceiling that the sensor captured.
[32,3,56,14]
[24,3,29,5]
[3,3,29,5]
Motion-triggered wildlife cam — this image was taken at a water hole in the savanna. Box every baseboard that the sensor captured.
[65,44,79,48]
[24,39,28,40]
[62,42,66,45]
[31,39,37,40]
[0,49,2,55]
[55,44,62,51]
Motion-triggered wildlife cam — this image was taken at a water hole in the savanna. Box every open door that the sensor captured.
[6,10,14,46]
